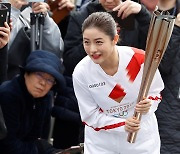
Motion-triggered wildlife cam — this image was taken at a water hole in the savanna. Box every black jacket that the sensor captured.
[0,45,8,84]
[51,76,82,149]
[0,106,7,140]
[0,45,8,139]
[0,75,52,154]
[0,46,8,140]
[155,18,180,154]
[63,0,151,76]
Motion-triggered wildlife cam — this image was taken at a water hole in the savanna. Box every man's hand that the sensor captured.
[32,2,50,15]
[58,0,75,11]
[0,22,11,49]
[9,0,28,10]
[113,0,141,19]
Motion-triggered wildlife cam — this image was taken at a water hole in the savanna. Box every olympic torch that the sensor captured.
[127,11,175,143]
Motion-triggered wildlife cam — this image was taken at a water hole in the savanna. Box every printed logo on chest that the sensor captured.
[88,82,106,88]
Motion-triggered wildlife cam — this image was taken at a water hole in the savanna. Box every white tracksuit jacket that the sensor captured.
[73,46,164,154]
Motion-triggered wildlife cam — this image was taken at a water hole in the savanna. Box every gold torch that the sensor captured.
[127,11,175,143]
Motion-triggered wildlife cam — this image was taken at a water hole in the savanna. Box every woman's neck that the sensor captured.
[158,0,176,11]
[100,47,119,76]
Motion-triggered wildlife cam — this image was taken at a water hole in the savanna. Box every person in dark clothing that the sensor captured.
[63,0,151,76]
[51,76,83,149]
[0,46,8,83]
[0,21,11,84]
[0,50,65,154]
[0,21,11,140]
[56,0,75,39]
[155,0,180,154]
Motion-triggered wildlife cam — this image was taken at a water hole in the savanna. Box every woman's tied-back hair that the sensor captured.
[82,12,117,40]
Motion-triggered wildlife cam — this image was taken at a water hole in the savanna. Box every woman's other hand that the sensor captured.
[135,98,152,114]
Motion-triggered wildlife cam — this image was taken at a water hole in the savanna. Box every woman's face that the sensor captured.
[99,0,121,11]
[24,72,55,98]
[83,27,118,65]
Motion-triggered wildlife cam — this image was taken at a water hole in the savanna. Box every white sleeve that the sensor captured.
[73,74,126,133]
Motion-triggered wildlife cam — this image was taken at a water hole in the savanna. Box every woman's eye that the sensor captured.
[84,41,90,45]
[96,41,103,45]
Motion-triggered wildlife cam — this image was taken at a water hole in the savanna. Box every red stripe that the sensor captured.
[83,121,125,131]
[148,95,162,101]
[109,84,126,99]
[126,48,145,82]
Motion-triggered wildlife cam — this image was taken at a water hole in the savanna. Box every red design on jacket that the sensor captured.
[126,47,145,82]
[109,84,126,103]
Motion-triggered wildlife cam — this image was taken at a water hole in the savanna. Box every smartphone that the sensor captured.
[0,3,7,27]
[0,2,11,26]
[108,11,135,30]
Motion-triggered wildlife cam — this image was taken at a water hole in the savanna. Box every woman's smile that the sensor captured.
[92,54,101,60]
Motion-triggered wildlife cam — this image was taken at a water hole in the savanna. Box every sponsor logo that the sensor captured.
[88,82,106,88]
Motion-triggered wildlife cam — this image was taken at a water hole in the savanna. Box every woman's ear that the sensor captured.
[113,34,119,45]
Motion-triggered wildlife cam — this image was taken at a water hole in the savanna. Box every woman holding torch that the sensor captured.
[72,12,164,154]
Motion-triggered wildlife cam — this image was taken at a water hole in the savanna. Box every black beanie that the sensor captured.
[22,50,66,90]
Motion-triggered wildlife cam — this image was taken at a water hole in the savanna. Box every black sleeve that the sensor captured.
[40,95,53,140]
[63,13,87,76]
[159,25,180,74]
[0,93,38,154]
[135,4,151,50]
[51,87,81,124]
[0,105,7,139]
[51,106,81,123]
[0,45,8,84]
